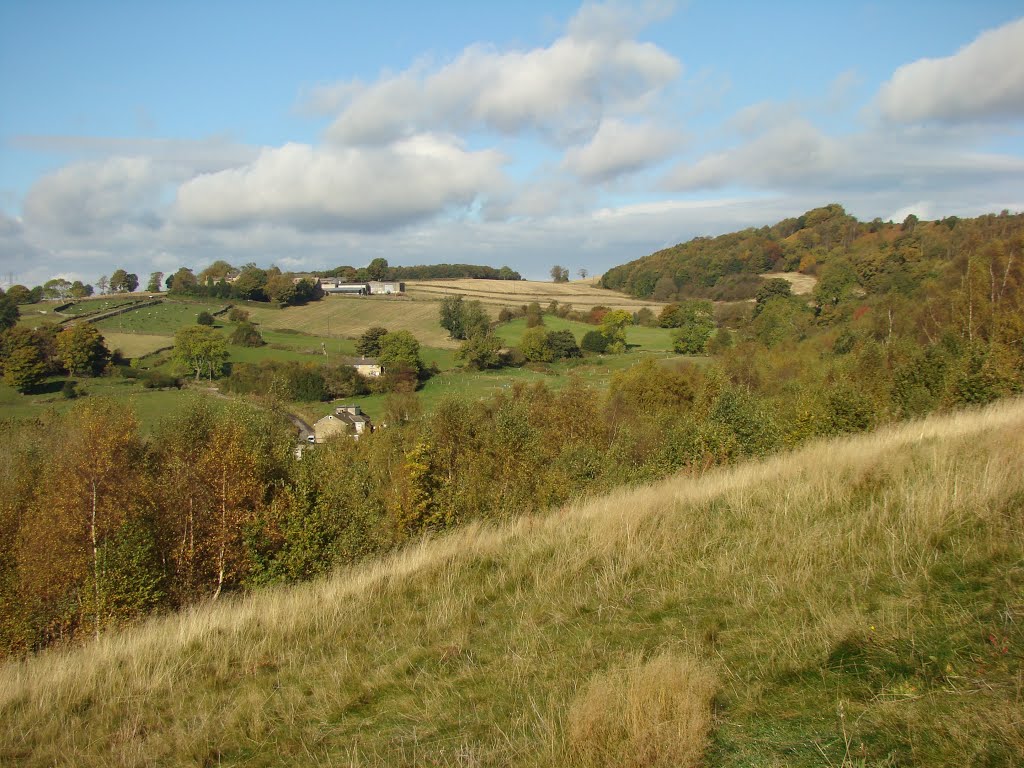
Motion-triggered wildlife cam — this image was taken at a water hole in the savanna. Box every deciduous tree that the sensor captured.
[56,324,110,376]
[173,325,228,380]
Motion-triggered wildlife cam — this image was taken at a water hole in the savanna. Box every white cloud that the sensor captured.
[878,16,1024,123]
[22,157,170,237]
[665,116,1024,193]
[562,118,684,181]
[174,135,507,231]
[313,1,681,146]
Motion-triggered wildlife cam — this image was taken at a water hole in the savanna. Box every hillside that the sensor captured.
[601,205,1024,304]
[2,400,1022,766]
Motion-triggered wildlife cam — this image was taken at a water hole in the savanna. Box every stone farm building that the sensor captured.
[311,405,373,443]
[339,356,382,378]
[307,277,406,296]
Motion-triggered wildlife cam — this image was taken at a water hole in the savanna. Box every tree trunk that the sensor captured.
[91,478,100,640]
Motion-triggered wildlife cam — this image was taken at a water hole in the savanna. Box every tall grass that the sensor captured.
[2,400,1023,766]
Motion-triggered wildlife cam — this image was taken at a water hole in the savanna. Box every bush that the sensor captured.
[196,311,215,326]
[548,329,582,359]
[227,307,250,323]
[142,372,181,389]
[61,380,79,399]
[230,322,264,347]
[581,330,610,354]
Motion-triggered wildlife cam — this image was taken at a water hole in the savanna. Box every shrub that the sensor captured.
[61,380,79,399]
[547,329,582,359]
[227,307,250,323]
[581,330,610,354]
[196,311,215,326]
[229,322,264,347]
[142,372,181,389]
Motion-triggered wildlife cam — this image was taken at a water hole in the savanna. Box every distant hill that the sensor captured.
[601,204,1024,303]
[3,398,1022,766]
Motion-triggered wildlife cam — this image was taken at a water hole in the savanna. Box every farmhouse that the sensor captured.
[339,356,383,377]
[312,405,372,442]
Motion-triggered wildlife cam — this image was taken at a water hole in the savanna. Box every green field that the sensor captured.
[0,378,228,433]
[496,316,675,351]
[93,300,229,336]
[101,332,174,358]
[5,297,680,431]
[306,350,699,424]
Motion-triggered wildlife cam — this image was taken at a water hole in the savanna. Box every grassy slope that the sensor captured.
[3,401,1023,766]
[247,297,458,349]
[405,278,667,312]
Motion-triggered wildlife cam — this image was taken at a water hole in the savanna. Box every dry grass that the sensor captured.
[2,400,1023,766]
[568,653,717,768]
[765,271,818,295]
[405,278,667,311]
[247,295,460,348]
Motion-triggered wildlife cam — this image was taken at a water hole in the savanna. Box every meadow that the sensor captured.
[93,300,229,336]
[247,296,459,349]
[0,378,226,433]
[2,399,1021,766]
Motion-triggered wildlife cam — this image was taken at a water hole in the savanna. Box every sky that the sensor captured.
[1,1,1023,286]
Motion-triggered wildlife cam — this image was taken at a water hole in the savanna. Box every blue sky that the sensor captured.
[2,1,1023,285]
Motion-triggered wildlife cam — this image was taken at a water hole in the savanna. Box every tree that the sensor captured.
[0,289,18,331]
[229,322,264,347]
[439,296,487,340]
[231,265,268,301]
[56,324,110,375]
[197,260,234,283]
[525,301,543,328]
[753,279,791,317]
[173,325,228,380]
[367,258,389,281]
[551,265,570,283]
[96,275,109,295]
[652,275,677,301]
[600,309,633,353]
[668,300,715,354]
[498,266,518,280]
[168,267,197,294]
[18,399,147,638]
[356,326,389,357]
[146,272,164,293]
[581,330,610,353]
[196,311,215,326]
[547,329,581,359]
[43,278,72,300]
[70,281,93,298]
[3,343,47,392]
[265,273,297,305]
[456,331,502,370]
[520,327,553,362]
[439,295,466,339]
[578,268,589,280]
[378,330,422,376]
[109,269,138,293]
[292,278,323,305]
